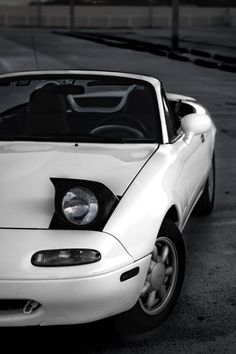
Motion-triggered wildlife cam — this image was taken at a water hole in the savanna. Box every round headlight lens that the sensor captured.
[62,187,99,226]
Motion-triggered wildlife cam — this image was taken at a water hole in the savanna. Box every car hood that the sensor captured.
[0,142,157,229]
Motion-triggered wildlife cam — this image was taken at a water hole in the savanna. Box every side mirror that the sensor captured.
[181,113,211,145]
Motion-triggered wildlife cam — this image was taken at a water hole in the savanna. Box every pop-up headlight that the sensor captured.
[50,178,118,230]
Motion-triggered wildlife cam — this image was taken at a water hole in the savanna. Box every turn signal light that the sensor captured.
[31,249,101,267]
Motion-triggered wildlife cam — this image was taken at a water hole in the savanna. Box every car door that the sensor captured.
[182,130,210,211]
[161,90,189,222]
[161,90,208,226]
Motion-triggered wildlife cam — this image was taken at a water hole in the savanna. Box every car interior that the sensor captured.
[0,77,163,143]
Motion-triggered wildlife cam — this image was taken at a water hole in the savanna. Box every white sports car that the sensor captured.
[0,70,216,333]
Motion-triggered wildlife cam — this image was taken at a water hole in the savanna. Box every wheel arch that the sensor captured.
[104,198,182,261]
[164,205,179,225]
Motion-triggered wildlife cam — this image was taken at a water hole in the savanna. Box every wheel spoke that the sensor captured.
[165,266,173,276]
[147,290,157,308]
[158,286,167,300]
[152,245,158,262]
[146,272,152,284]
[149,260,156,272]
[164,276,168,284]
[140,282,151,297]
[161,245,169,263]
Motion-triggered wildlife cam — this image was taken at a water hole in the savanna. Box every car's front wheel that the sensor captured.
[114,219,185,336]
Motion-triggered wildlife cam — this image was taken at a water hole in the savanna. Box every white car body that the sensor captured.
[0,70,216,327]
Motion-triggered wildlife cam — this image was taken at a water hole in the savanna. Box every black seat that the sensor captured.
[26,89,69,136]
[124,87,162,141]
[125,87,154,116]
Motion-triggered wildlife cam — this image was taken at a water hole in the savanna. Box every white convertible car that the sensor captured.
[0,70,216,333]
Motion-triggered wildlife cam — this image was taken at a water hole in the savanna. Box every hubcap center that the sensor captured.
[150,262,165,291]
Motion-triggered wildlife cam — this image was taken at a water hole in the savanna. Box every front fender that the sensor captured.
[104,145,184,260]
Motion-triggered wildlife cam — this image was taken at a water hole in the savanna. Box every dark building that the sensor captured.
[31,0,236,5]
[196,0,236,6]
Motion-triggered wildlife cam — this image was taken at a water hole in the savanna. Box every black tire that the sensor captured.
[194,154,215,216]
[113,219,185,336]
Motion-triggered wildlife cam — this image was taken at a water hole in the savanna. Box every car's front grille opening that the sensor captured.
[0,299,41,315]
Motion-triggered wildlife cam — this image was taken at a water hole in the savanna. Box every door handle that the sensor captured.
[201,134,205,143]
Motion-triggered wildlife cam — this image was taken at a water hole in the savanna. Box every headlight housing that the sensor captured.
[50,178,118,230]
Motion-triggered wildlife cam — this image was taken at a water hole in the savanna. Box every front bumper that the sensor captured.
[0,229,150,326]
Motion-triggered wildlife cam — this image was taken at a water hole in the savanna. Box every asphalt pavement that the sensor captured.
[72,26,236,72]
[0,27,236,354]
[80,26,236,55]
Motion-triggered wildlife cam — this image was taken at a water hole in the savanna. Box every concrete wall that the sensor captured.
[0,6,235,28]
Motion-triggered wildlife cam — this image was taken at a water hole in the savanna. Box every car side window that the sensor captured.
[162,91,177,141]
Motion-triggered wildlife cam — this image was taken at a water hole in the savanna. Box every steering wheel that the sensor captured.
[95,115,148,136]
[89,125,145,139]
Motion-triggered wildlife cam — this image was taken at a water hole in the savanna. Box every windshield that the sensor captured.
[0,75,162,143]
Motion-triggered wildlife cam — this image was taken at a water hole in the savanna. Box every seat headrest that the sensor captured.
[125,87,155,115]
[26,89,69,136]
[28,89,67,113]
